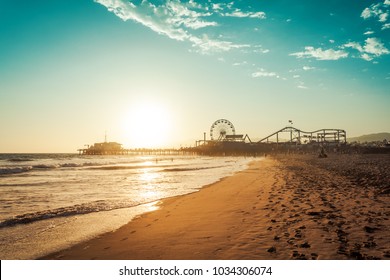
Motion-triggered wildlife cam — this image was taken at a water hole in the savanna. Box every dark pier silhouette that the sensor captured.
[78,121,389,156]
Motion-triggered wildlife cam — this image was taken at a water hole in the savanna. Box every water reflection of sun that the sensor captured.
[139,169,159,182]
[139,169,161,199]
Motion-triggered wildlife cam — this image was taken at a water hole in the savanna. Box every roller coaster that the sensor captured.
[257,126,346,144]
[190,120,350,156]
[194,119,347,154]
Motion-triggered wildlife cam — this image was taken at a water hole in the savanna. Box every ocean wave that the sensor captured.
[7,158,34,162]
[0,182,53,187]
[0,161,129,176]
[0,166,33,175]
[161,165,225,172]
[33,164,59,169]
[87,164,172,171]
[0,200,143,228]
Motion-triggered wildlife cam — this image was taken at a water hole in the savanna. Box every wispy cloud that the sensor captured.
[189,35,250,53]
[95,0,189,42]
[165,0,217,30]
[382,23,390,29]
[209,2,266,19]
[211,3,224,12]
[251,69,278,78]
[232,61,248,66]
[290,46,348,60]
[297,84,308,89]
[361,1,390,30]
[248,45,270,54]
[364,30,375,35]
[291,36,389,62]
[303,66,315,71]
[94,0,253,53]
[344,37,390,61]
[223,10,266,19]
[295,79,308,89]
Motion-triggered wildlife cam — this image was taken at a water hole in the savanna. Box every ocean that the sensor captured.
[0,153,252,259]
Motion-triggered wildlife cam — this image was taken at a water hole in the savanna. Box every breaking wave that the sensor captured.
[0,166,33,175]
[0,200,145,228]
[161,165,226,172]
[0,161,144,176]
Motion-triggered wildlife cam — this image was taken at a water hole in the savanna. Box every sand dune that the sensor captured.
[43,154,390,260]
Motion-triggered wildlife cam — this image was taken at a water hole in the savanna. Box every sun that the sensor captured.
[122,102,172,148]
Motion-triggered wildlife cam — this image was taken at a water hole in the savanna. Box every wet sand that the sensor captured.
[43,154,390,260]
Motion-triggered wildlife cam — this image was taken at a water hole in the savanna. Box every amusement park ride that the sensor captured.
[78,118,347,155]
[195,118,346,147]
[210,119,252,142]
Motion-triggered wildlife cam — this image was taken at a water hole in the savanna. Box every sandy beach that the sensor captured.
[43,154,390,260]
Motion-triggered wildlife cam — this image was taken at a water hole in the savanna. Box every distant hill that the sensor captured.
[348,133,390,143]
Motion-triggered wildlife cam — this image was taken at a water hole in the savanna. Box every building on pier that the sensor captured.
[78,141,126,155]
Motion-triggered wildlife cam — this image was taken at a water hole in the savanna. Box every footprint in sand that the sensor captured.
[310,253,319,260]
[292,251,307,260]
[299,241,310,248]
[364,226,380,233]
[267,246,276,253]
[383,251,390,258]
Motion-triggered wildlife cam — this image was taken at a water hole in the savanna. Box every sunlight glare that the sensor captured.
[122,101,172,148]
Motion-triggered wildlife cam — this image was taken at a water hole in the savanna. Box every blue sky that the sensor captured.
[0,0,389,152]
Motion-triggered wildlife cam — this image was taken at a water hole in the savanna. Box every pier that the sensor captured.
[78,120,351,156]
[78,147,193,156]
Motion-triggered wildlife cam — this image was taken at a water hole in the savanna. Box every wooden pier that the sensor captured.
[78,148,193,156]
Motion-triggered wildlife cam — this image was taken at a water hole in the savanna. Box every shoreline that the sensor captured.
[43,155,390,260]
[42,158,272,260]
[0,155,251,259]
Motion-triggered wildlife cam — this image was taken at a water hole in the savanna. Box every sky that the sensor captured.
[0,0,389,152]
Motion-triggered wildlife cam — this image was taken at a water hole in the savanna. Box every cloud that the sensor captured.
[295,79,308,89]
[209,2,266,19]
[361,8,372,19]
[344,37,389,61]
[364,30,375,35]
[165,0,217,30]
[382,23,390,29]
[208,2,266,19]
[189,34,250,53]
[252,69,278,78]
[94,0,251,53]
[292,37,389,63]
[361,1,390,29]
[252,45,270,54]
[344,42,364,53]
[224,10,266,19]
[232,61,248,66]
[303,66,315,71]
[364,37,389,55]
[95,0,189,41]
[290,46,348,60]
[211,3,223,11]
[379,12,389,22]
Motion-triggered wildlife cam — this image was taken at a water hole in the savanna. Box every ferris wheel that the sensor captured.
[210,119,235,141]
